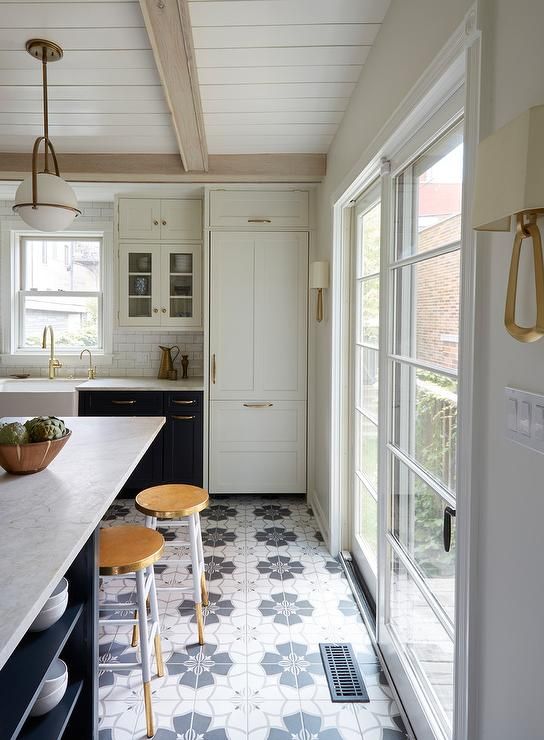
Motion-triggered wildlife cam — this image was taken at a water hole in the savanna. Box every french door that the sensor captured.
[350,183,381,601]
[381,114,463,740]
[349,90,465,740]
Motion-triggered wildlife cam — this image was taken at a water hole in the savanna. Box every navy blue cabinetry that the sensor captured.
[164,393,203,486]
[78,390,203,494]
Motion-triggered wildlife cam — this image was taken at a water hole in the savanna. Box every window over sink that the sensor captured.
[7,233,108,355]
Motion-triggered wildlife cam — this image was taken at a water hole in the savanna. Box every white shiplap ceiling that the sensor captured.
[189,0,391,154]
[0,0,178,154]
[0,0,391,158]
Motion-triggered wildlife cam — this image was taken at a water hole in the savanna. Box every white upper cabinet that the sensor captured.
[118,198,202,241]
[160,200,202,241]
[119,243,202,328]
[210,231,308,400]
[209,190,309,229]
[118,198,161,240]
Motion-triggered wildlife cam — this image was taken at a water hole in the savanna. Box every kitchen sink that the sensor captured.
[0,378,81,417]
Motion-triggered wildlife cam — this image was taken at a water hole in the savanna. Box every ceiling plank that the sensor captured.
[191,24,381,49]
[188,0,390,27]
[139,0,208,171]
[0,152,326,182]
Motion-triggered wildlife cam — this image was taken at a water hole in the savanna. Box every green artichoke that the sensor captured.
[0,422,29,445]
[27,416,68,442]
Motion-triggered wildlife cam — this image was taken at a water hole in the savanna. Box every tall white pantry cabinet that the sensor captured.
[207,189,310,494]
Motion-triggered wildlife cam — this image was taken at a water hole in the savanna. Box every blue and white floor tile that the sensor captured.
[99,496,408,739]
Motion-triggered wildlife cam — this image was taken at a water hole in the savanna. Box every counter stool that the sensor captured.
[99,525,165,739]
[135,484,209,646]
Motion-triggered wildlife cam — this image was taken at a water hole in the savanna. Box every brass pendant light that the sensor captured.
[13,39,81,231]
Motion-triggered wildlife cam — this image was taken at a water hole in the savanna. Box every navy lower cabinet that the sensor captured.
[78,390,203,494]
[164,408,203,486]
[0,530,98,740]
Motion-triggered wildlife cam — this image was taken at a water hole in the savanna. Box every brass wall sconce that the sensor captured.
[310,261,329,322]
[473,105,544,342]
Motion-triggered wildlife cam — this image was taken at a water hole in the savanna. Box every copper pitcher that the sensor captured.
[158,345,180,379]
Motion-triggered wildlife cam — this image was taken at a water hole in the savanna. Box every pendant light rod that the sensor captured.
[41,45,49,173]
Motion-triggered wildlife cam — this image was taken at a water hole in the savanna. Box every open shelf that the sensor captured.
[19,680,84,740]
[0,604,83,740]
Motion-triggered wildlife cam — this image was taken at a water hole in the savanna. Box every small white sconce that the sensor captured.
[473,105,544,342]
[310,261,329,322]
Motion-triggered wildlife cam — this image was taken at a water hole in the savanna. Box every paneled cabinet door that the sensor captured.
[209,400,307,494]
[210,233,256,397]
[119,243,161,326]
[118,198,161,240]
[160,244,202,328]
[210,232,308,400]
[164,412,203,486]
[160,200,202,241]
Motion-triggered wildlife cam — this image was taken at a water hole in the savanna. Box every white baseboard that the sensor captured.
[308,489,330,549]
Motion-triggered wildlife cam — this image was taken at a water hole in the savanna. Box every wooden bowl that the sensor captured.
[0,431,71,475]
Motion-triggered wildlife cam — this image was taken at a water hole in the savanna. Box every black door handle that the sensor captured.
[443,506,456,552]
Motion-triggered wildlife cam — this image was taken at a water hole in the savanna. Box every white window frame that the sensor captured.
[1,221,114,362]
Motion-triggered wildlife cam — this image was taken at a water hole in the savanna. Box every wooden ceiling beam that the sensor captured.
[139,0,208,172]
[0,152,326,182]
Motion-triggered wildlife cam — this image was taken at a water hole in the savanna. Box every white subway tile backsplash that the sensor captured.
[0,201,204,379]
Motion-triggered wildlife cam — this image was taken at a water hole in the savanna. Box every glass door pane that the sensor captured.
[127,251,153,319]
[169,250,193,320]
[381,120,463,740]
[351,186,381,599]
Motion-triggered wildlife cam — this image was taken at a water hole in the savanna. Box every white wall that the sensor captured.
[0,201,203,378]
[471,1,544,737]
[312,0,473,527]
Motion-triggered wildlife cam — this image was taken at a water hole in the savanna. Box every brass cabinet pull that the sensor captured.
[153,219,159,226]
[247,218,271,223]
[162,220,167,225]
[112,399,136,405]
[172,399,195,405]
[211,353,216,384]
[161,308,167,313]
[153,307,158,313]
[243,402,273,408]
[505,213,544,342]
[172,415,195,420]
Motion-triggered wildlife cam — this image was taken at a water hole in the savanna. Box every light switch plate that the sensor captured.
[505,387,544,454]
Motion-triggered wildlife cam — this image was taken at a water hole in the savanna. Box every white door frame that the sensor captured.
[328,7,480,740]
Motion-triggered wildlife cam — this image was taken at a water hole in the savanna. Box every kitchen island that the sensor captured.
[0,416,165,739]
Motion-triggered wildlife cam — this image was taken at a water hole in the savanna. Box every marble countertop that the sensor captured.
[0,416,165,671]
[76,377,204,391]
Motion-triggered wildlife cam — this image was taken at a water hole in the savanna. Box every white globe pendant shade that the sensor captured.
[13,172,80,231]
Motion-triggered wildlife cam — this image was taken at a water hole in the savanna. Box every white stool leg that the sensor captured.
[147,564,164,677]
[188,513,204,645]
[195,514,208,606]
[136,568,154,738]
[133,515,157,647]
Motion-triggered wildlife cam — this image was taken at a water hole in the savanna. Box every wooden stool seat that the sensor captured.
[135,484,209,519]
[99,525,164,575]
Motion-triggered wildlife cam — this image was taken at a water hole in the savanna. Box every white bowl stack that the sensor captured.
[30,659,68,717]
[29,577,68,632]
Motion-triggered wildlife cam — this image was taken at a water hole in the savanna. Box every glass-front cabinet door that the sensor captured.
[160,244,201,328]
[119,244,161,326]
[119,243,201,328]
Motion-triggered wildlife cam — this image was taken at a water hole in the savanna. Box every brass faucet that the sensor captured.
[42,325,62,379]
[80,348,96,380]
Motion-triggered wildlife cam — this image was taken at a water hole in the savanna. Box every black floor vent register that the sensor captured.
[319,643,370,703]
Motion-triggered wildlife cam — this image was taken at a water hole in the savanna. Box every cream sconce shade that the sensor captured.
[310,261,329,322]
[473,105,544,342]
